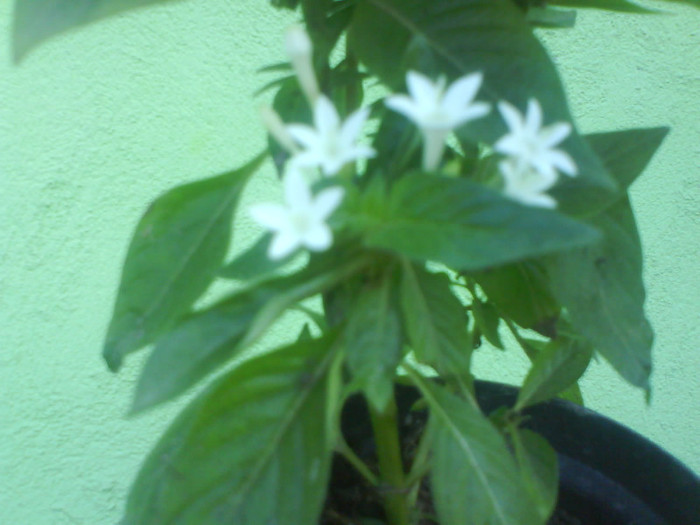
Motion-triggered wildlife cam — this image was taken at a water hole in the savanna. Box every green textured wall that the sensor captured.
[1,1,698,523]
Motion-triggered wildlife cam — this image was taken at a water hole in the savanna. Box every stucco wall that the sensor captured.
[1,1,698,523]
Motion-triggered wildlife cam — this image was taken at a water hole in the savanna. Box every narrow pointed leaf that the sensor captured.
[510,428,559,522]
[348,0,617,213]
[344,275,402,411]
[132,252,369,412]
[516,339,593,410]
[103,153,265,371]
[363,174,600,270]
[124,334,340,525]
[417,380,543,525]
[400,264,471,377]
[12,0,183,61]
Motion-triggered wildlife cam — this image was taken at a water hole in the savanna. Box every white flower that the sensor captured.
[495,99,577,179]
[286,95,376,176]
[499,159,557,209]
[249,167,344,260]
[385,70,490,171]
[285,25,319,104]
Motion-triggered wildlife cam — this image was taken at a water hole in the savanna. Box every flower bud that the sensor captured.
[284,25,320,104]
[260,106,298,153]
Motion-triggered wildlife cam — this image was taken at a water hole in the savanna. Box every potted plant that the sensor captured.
[12,0,699,523]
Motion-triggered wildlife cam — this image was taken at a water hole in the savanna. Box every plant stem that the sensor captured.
[369,395,412,525]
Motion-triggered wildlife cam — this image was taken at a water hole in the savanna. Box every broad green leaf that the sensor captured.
[363,174,600,270]
[348,0,617,213]
[547,198,652,389]
[584,127,669,193]
[124,334,340,525]
[12,0,182,61]
[344,273,402,411]
[103,153,265,371]
[516,338,593,410]
[471,262,560,332]
[132,251,369,412]
[219,233,304,282]
[510,428,558,522]
[543,127,667,389]
[400,264,472,381]
[344,275,403,412]
[546,0,656,13]
[417,380,543,525]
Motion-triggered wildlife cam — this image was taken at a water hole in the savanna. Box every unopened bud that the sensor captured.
[284,25,320,104]
[260,106,298,153]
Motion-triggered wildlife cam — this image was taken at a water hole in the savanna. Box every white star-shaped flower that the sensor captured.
[249,167,344,260]
[286,95,376,176]
[499,159,558,209]
[495,99,577,179]
[385,70,490,171]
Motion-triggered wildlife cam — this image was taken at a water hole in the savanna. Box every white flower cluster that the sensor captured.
[252,27,579,260]
[251,26,375,260]
[385,72,577,209]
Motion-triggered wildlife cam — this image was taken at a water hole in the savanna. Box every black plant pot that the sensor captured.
[326,381,700,525]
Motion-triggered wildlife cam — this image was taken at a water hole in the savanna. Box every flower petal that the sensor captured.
[283,167,312,208]
[546,149,578,176]
[525,99,543,135]
[312,186,345,219]
[442,72,483,112]
[385,95,421,122]
[406,70,438,104]
[249,203,289,230]
[498,100,524,133]
[286,124,319,149]
[340,106,370,148]
[314,95,340,136]
[269,229,300,260]
[302,222,332,252]
[540,122,572,148]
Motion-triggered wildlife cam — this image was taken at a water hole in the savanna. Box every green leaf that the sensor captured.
[12,0,183,61]
[510,428,558,522]
[543,127,667,390]
[132,251,369,412]
[344,272,402,411]
[526,6,577,28]
[103,153,265,372]
[516,338,593,410]
[547,198,652,389]
[219,233,304,282]
[348,0,617,213]
[363,174,601,271]
[400,264,472,379]
[417,380,543,525]
[301,0,355,59]
[584,127,669,193]
[471,262,560,332]
[471,298,503,349]
[545,0,657,13]
[124,333,340,525]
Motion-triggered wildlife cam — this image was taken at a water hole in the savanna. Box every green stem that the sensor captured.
[369,395,412,525]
